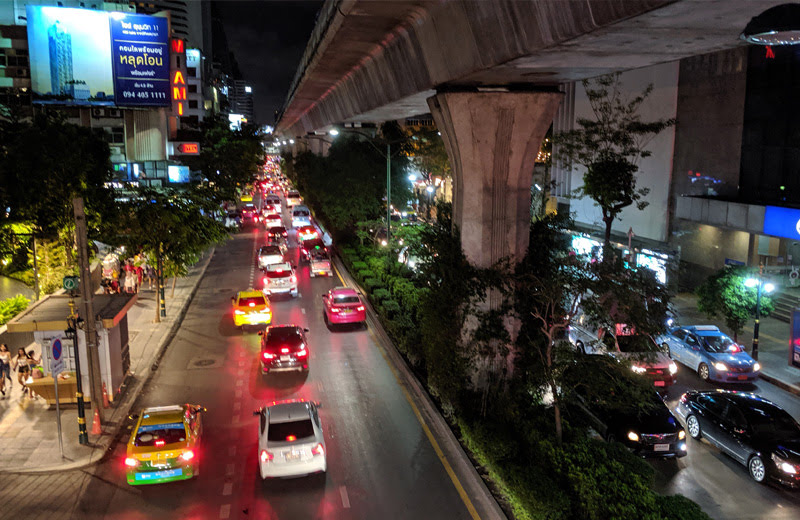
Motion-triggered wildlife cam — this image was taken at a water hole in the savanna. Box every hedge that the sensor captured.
[0,294,30,325]
[364,277,384,292]
[357,269,375,283]
[351,261,368,273]
[381,299,400,317]
[372,288,390,304]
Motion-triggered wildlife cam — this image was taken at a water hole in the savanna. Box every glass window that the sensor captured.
[135,422,186,446]
[700,334,739,353]
[616,335,654,353]
[699,395,727,416]
[267,419,314,442]
[747,404,800,437]
[333,295,359,304]
[238,296,266,307]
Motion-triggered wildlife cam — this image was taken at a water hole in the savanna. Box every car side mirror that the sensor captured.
[231,297,236,304]
[253,409,261,417]
[314,401,322,409]
[257,330,264,336]
[304,328,310,333]
[128,413,139,420]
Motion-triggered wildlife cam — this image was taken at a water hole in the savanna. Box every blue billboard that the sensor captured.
[26,6,169,107]
[109,13,169,106]
[763,205,800,240]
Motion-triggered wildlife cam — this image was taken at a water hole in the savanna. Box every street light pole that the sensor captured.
[386,142,392,247]
[746,265,774,362]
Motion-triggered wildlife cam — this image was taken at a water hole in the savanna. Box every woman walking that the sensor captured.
[0,344,11,397]
[12,348,36,399]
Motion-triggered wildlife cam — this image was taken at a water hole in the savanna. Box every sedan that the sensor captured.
[658,325,760,382]
[322,287,366,326]
[263,213,283,228]
[259,325,309,374]
[296,225,319,242]
[254,400,326,478]
[257,245,286,269]
[676,390,800,486]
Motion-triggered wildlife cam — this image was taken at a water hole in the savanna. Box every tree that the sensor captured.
[115,187,228,322]
[553,73,674,253]
[696,265,774,341]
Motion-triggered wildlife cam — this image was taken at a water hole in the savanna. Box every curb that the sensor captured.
[758,371,800,397]
[2,248,216,475]
[332,255,507,520]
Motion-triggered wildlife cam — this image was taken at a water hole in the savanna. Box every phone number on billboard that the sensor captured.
[121,91,167,100]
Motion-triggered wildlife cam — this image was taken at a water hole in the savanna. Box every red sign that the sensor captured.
[179,143,199,154]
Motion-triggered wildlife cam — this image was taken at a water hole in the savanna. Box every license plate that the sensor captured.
[285,451,301,461]
[654,381,665,387]
[342,309,351,313]
[134,468,182,481]
[738,375,748,380]
[280,355,290,362]
[654,444,670,452]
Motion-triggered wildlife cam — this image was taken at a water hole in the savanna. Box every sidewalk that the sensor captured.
[0,248,214,473]
[671,292,800,395]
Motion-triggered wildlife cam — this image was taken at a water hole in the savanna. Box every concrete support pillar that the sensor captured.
[427,91,563,268]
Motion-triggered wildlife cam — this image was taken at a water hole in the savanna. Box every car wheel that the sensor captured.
[575,341,586,354]
[748,455,767,483]
[698,363,710,381]
[687,415,702,439]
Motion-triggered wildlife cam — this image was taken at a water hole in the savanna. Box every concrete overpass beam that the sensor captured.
[427,91,562,268]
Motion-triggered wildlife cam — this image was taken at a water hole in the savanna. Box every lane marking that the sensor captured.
[226,463,235,476]
[229,446,236,456]
[233,402,241,411]
[236,379,244,386]
[220,504,230,519]
[317,381,324,392]
[233,414,240,423]
[301,308,306,314]
[339,485,350,508]
[222,482,233,496]
[367,325,482,520]
[235,389,242,398]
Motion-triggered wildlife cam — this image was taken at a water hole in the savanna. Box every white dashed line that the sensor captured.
[317,381,324,392]
[233,402,241,411]
[222,482,233,496]
[220,504,231,519]
[236,379,244,386]
[226,463,235,476]
[340,486,351,508]
[233,414,240,423]
[235,389,242,398]
[239,360,245,366]
[301,308,306,314]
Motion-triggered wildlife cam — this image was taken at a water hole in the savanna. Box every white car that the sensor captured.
[291,206,312,228]
[265,195,281,212]
[255,400,326,479]
[262,262,298,297]
[286,191,302,208]
[257,245,285,269]
[263,213,283,228]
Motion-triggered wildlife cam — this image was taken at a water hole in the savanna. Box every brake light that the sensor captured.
[357,306,365,311]
[331,307,341,313]
[125,457,138,467]
[262,352,275,360]
[296,348,308,358]
[290,275,297,283]
[260,449,273,462]
[281,347,290,354]
[286,435,297,442]
[249,302,255,307]
[180,450,195,462]
[155,440,165,447]
[234,309,245,315]
[263,277,268,285]
[311,443,324,456]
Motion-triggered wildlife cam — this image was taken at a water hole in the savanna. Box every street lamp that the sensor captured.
[745,270,775,361]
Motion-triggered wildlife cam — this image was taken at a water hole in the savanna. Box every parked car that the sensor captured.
[322,287,366,327]
[676,390,800,486]
[262,262,298,298]
[658,325,760,383]
[254,399,326,478]
[257,245,286,269]
[258,325,309,374]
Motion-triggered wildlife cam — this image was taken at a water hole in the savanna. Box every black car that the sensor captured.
[258,325,310,374]
[300,238,327,262]
[676,390,800,486]
[575,390,687,458]
[267,226,288,243]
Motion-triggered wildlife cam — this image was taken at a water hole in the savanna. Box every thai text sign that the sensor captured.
[110,13,170,106]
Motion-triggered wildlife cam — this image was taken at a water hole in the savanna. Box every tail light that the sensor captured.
[311,443,324,456]
[155,440,165,447]
[262,352,275,360]
[356,306,365,311]
[281,347,290,354]
[235,310,245,315]
[260,450,274,463]
[290,275,297,283]
[263,277,268,285]
[180,450,195,462]
[253,217,258,222]
[124,457,138,467]
[296,348,308,358]
[331,307,341,313]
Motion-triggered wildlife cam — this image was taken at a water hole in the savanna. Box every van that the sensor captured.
[291,205,312,228]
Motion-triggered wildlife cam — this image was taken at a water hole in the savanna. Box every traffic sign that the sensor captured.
[50,338,64,376]
[63,276,79,291]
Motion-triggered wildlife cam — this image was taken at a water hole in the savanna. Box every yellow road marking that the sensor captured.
[334,258,481,519]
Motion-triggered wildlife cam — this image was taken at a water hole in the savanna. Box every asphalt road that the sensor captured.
[654,367,800,519]
[60,194,474,520]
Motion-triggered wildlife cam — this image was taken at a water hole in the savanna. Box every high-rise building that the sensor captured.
[229,79,254,122]
[47,21,72,96]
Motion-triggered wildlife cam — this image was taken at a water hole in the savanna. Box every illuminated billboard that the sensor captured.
[27,6,169,107]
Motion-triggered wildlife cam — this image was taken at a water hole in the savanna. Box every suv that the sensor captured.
[259,325,309,374]
[257,245,286,269]
[264,195,281,212]
[262,262,298,297]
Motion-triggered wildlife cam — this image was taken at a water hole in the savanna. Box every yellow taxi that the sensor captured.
[232,290,272,328]
[125,404,205,485]
[240,192,254,203]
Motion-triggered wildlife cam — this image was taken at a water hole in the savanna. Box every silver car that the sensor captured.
[255,400,326,479]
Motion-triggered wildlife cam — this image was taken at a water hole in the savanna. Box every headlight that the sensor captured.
[713,362,728,371]
[631,365,647,374]
[753,362,761,371]
[669,362,678,375]
[678,430,686,440]
[627,431,640,442]
[772,453,798,474]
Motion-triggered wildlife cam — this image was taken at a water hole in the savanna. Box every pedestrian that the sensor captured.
[12,348,35,398]
[0,344,11,397]
[146,265,156,290]
[135,264,144,293]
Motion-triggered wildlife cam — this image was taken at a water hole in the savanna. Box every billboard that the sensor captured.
[27,6,169,107]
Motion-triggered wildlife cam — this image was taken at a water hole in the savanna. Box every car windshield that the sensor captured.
[334,295,359,304]
[303,240,324,250]
[700,334,739,353]
[616,335,655,353]
[268,419,314,442]
[260,247,280,255]
[239,296,266,307]
[747,405,800,437]
[288,192,300,197]
[135,422,186,447]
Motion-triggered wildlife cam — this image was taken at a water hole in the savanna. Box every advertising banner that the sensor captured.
[763,205,800,240]
[109,13,170,106]
[26,6,170,107]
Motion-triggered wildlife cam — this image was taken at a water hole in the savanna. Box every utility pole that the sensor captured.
[386,142,392,248]
[73,198,104,423]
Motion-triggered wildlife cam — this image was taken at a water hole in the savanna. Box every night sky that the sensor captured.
[215,0,324,125]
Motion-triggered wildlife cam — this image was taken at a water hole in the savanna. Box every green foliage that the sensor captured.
[351,261,368,272]
[35,238,77,295]
[357,269,375,282]
[372,288,390,303]
[553,73,674,247]
[366,256,388,281]
[696,265,773,340]
[380,299,400,317]
[364,277,384,292]
[0,294,30,325]
[655,495,711,520]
